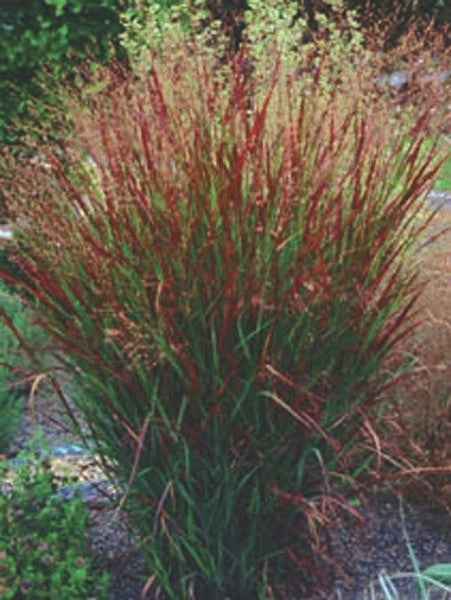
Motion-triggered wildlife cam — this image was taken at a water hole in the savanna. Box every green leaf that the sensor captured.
[45,0,68,18]
[420,563,451,585]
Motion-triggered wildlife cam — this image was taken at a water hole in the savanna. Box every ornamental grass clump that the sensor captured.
[2,45,445,598]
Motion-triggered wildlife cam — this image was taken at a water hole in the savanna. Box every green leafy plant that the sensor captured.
[0,282,28,455]
[0,437,110,599]
[119,0,228,76]
[3,30,446,598]
[0,0,125,145]
[120,0,368,87]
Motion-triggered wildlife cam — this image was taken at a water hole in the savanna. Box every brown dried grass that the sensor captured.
[380,208,451,506]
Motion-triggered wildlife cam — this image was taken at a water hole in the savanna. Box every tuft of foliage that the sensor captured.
[0,437,111,599]
[3,33,446,599]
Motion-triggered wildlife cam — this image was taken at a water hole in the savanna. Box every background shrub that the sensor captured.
[0,0,125,145]
[2,0,447,147]
[120,0,449,59]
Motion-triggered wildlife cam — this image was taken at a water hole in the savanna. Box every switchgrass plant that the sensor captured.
[2,38,447,598]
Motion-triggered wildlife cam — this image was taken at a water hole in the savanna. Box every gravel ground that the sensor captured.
[82,489,451,600]
[7,389,451,599]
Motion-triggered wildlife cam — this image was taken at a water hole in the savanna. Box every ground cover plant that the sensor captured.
[0,435,111,599]
[1,1,450,598]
